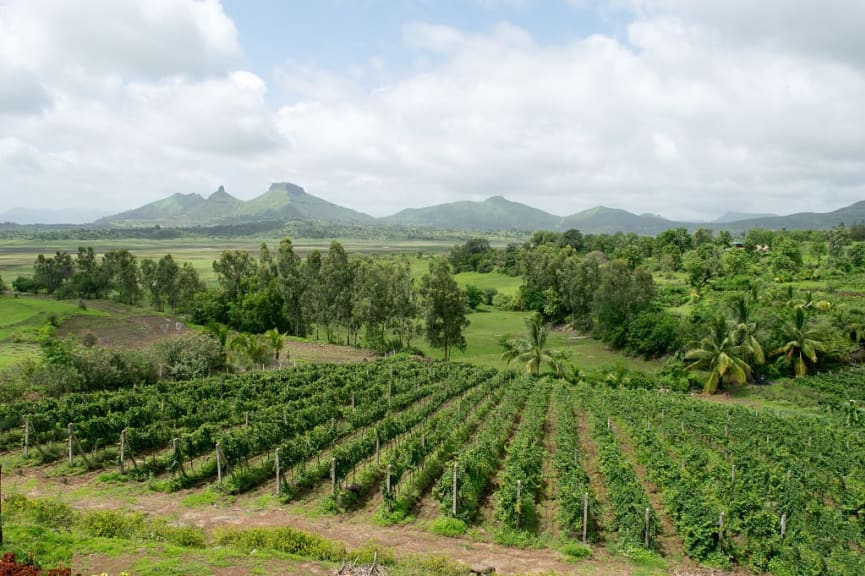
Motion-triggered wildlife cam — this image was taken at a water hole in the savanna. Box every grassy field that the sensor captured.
[413,306,660,373]
[0,237,457,285]
[0,296,108,367]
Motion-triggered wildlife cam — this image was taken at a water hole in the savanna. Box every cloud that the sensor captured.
[0,0,240,78]
[2,0,865,222]
[274,16,865,219]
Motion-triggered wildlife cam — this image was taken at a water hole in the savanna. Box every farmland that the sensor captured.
[2,358,864,575]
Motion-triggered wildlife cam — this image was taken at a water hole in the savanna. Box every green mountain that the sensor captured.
[560,206,677,235]
[95,184,865,235]
[97,192,207,225]
[718,201,865,234]
[98,183,373,227]
[186,185,243,221]
[381,195,562,231]
[231,182,374,224]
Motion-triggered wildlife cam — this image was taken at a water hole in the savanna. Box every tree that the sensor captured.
[685,315,753,394]
[176,262,205,312]
[419,258,469,360]
[558,254,601,332]
[0,273,7,294]
[229,333,270,370]
[103,249,141,305]
[500,314,567,376]
[263,328,285,366]
[321,241,354,344]
[276,238,307,336]
[592,262,655,348]
[771,307,825,378]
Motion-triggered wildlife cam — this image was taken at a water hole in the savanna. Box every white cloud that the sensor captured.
[1,0,865,222]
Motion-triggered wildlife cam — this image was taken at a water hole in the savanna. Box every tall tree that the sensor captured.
[321,241,354,344]
[276,238,306,336]
[176,262,205,313]
[419,258,469,361]
[103,249,141,305]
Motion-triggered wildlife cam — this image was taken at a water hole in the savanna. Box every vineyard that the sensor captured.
[2,359,865,575]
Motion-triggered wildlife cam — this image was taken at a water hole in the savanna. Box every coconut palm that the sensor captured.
[685,315,754,394]
[771,307,826,378]
[500,314,567,377]
[263,328,286,366]
[229,333,270,370]
[729,295,765,368]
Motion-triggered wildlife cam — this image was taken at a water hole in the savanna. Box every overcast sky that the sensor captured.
[1,0,864,222]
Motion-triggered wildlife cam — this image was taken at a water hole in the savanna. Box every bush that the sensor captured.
[429,517,467,537]
[625,310,684,359]
[152,332,224,380]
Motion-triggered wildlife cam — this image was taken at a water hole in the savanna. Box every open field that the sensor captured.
[0,296,108,367]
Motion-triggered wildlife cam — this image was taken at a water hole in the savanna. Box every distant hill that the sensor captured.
[381,195,561,231]
[73,185,865,235]
[713,211,777,223]
[0,207,110,225]
[230,182,374,224]
[718,201,865,234]
[97,183,374,227]
[560,206,677,235]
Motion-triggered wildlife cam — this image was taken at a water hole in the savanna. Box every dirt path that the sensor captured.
[10,468,644,576]
[576,408,615,539]
[538,401,559,539]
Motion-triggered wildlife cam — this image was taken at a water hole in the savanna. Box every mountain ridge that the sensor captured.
[14,183,865,234]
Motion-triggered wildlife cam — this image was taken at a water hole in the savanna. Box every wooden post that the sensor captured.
[582,492,588,543]
[351,392,355,409]
[452,462,458,516]
[245,411,250,427]
[120,429,126,474]
[216,442,223,484]
[386,464,392,495]
[376,434,380,465]
[67,423,74,466]
[724,424,728,437]
[644,507,650,547]
[275,448,280,496]
[24,417,30,458]
[0,463,3,545]
[780,513,787,537]
[731,464,736,482]
[331,457,337,495]
[173,437,184,475]
[719,511,725,539]
[516,479,522,530]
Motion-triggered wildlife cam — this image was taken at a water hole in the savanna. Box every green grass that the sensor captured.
[0,295,107,367]
[414,306,660,372]
[454,270,521,297]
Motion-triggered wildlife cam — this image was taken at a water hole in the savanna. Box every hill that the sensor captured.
[719,200,865,234]
[381,195,561,231]
[560,206,677,235]
[97,183,374,227]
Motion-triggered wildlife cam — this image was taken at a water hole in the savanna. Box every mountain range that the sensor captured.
[7,182,865,234]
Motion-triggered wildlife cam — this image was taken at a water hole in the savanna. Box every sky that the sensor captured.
[1,0,865,223]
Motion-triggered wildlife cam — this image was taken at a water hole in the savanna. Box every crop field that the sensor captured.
[2,358,863,575]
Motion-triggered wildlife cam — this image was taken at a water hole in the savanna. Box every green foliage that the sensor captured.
[153,332,225,380]
[500,315,567,376]
[212,526,346,560]
[420,258,470,360]
[429,517,467,537]
[592,262,655,348]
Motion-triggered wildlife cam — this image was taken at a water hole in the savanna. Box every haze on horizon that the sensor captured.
[1,0,864,224]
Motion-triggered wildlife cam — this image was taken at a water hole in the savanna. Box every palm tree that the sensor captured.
[500,315,568,377]
[685,315,753,394]
[771,307,825,378]
[263,328,286,367]
[729,295,766,368]
[229,333,270,370]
